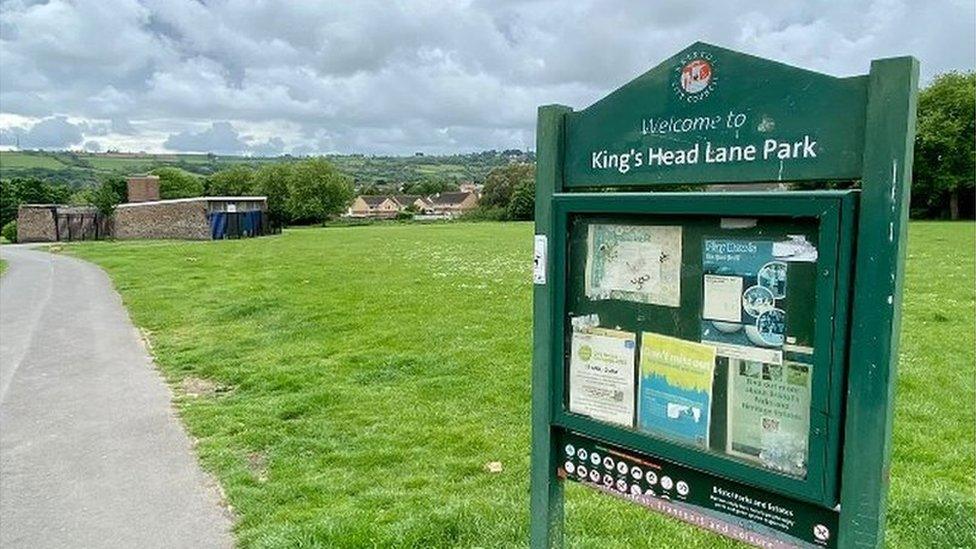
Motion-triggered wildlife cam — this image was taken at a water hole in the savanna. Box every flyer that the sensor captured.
[585,224,682,307]
[638,332,716,449]
[700,238,788,364]
[726,358,812,478]
[569,327,637,427]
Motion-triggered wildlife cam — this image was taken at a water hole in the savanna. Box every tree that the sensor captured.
[481,163,533,209]
[913,71,975,219]
[207,165,255,196]
[86,179,122,217]
[151,167,204,199]
[506,179,535,220]
[0,177,73,226]
[401,179,459,196]
[251,163,292,227]
[0,179,18,227]
[285,158,354,224]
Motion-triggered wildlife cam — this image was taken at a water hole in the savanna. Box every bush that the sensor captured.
[2,220,17,243]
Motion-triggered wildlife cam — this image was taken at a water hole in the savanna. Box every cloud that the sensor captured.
[84,140,103,152]
[0,1,973,154]
[163,121,247,154]
[248,136,285,157]
[0,115,84,149]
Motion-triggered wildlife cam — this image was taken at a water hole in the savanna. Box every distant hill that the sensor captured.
[0,149,534,188]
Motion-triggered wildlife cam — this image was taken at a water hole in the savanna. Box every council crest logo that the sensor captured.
[672,50,718,103]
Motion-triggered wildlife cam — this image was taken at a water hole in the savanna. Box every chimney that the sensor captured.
[126,175,160,203]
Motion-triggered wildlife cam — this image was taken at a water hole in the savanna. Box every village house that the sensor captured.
[392,195,433,213]
[458,181,483,195]
[346,195,401,218]
[427,191,479,217]
[346,191,478,219]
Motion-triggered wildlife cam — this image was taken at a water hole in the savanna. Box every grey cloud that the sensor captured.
[84,140,103,152]
[248,137,285,157]
[0,0,973,154]
[111,118,137,135]
[0,116,84,149]
[163,121,247,154]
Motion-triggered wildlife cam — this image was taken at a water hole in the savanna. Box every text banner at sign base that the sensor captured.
[556,431,838,549]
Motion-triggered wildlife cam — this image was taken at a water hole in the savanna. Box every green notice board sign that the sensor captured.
[530,43,918,548]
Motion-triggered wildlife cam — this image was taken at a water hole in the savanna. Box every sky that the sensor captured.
[0,0,973,156]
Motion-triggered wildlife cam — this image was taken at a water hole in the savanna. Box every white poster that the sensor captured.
[702,274,743,322]
[569,327,637,427]
[585,224,682,307]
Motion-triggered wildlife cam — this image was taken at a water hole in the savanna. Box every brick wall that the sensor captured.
[126,176,161,202]
[16,206,57,242]
[115,200,210,240]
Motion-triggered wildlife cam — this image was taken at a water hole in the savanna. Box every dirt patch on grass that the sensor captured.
[246,451,268,483]
[180,376,233,398]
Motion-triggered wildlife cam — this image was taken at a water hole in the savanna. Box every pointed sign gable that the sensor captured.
[563,42,869,187]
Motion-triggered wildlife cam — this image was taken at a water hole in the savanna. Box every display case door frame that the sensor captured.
[547,190,857,507]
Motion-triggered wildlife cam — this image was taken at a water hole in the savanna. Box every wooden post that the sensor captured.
[839,56,919,548]
[530,104,571,549]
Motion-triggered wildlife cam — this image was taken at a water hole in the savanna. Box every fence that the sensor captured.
[55,212,113,241]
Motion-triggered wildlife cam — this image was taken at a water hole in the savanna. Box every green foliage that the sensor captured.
[481,163,532,209]
[251,163,291,227]
[506,180,535,221]
[63,222,974,548]
[207,165,255,196]
[86,179,122,217]
[0,177,73,226]
[912,71,975,219]
[477,163,535,220]
[1,220,17,243]
[151,167,205,199]
[401,179,459,196]
[285,158,354,224]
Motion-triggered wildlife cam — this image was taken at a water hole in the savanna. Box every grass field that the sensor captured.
[65,222,974,548]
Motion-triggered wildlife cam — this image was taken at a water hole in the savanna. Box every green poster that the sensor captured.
[726,359,812,478]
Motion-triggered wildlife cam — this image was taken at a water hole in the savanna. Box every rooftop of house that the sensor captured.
[392,194,426,205]
[428,191,474,206]
[358,195,395,207]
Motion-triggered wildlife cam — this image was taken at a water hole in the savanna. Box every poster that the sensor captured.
[569,327,637,427]
[585,224,682,307]
[700,239,788,364]
[638,332,716,449]
[726,358,812,478]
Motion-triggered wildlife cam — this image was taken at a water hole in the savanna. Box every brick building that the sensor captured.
[126,175,161,202]
[16,174,271,242]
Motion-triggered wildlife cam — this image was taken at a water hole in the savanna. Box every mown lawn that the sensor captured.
[66,221,974,548]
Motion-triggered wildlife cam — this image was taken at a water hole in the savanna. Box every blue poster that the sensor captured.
[700,239,788,362]
[638,333,716,450]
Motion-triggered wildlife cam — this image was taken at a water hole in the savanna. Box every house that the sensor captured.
[392,195,433,213]
[458,181,483,195]
[427,191,479,217]
[347,195,400,218]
